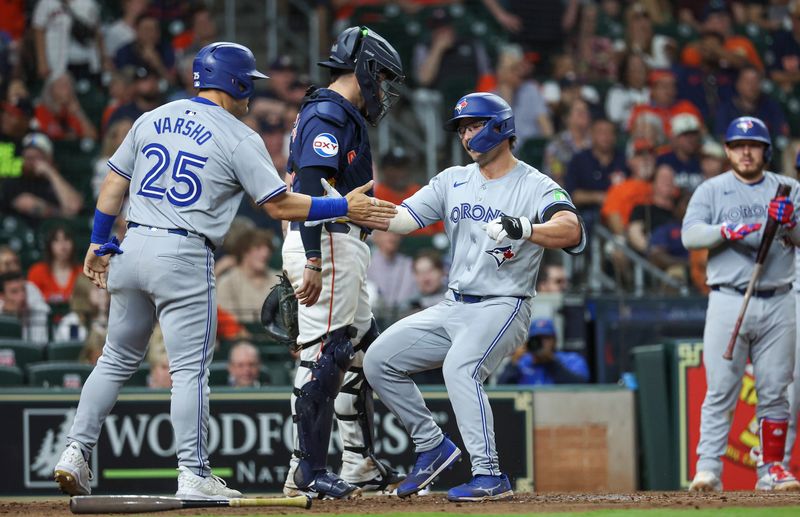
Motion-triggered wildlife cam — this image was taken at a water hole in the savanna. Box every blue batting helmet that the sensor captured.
[318,26,404,126]
[193,42,268,100]
[443,92,515,153]
[724,116,772,162]
[529,318,556,338]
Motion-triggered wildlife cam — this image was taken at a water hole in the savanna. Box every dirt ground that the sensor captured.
[2,492,800,516]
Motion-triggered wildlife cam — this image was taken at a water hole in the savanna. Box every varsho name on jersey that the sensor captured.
[153,116,213,146]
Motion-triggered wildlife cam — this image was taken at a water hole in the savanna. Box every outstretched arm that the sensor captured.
[263,181,395,222]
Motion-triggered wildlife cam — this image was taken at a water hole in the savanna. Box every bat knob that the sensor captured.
[304,496,312,509]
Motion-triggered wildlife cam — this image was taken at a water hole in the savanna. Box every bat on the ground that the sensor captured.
[69,495,312,514]
[723,183,791,360]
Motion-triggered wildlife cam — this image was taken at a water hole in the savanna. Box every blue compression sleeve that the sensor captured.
[308,196,348,221]
[91,208,116,244]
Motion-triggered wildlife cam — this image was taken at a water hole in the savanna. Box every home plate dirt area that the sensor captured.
[2,492,800,516]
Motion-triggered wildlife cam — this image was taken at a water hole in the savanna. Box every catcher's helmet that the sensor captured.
[193,42,268,100]
[724,116,772,162]
[318,26,404,125]
[444,92,515,153]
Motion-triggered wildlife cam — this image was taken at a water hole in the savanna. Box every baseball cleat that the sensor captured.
[755,463,800,491]
[446,473,513,502]
[688,470,722,492]
[175,466,242,500]
[351,468,406,494]
[296,470,362,499]
[54,442,93,496]
[396,436,461,498]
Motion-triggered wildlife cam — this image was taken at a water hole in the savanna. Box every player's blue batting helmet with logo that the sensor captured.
[724,116,772,162]
[318,26,404,125]
[443,92,515,153]
[193,42,268,100]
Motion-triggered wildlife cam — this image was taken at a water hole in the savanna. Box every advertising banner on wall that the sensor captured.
[676,342,800,489]
[0,389,533,495]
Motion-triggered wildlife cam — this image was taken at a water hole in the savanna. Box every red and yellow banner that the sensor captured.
[678,342,800,489]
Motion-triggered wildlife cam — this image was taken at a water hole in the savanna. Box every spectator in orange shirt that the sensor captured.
[601,138,656,236]
[680,0,764,72]
[628,70,703,139]
[374,148,444,236]
[34,73,97,141]
[27,224,83,304]
[217,306,250,343]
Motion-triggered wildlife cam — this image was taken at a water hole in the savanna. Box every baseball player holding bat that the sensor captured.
[363,92,585,501]
[682,116,800,491]
[278,27,405,499]
[52,42,395,499]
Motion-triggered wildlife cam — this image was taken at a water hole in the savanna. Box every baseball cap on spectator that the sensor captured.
[21,132,53,158]
[529,318,556,338]
[258,119,284,134]
[701,139,725,159]
[670,113,701,136]
[269,55,296,73]
[702,0,729,21]
[134,66,158,80]
[628,137,655,158]
[648,69,675,86]
[381,147,411,168]
[429,7,453,29]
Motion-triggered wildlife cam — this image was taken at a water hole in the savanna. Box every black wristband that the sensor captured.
[304,264,322,272]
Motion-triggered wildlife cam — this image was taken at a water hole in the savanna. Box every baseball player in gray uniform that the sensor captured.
[683,116,800,492]
[51,42,394,499]
[363,92,585,502]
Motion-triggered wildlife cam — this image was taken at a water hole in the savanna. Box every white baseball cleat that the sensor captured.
[54,442,93,496]
[755,463,800,491]
[175,466,243,500]
[688,470,722,492]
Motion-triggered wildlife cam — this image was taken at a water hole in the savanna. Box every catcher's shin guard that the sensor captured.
[293,327,355,488]
[336,320,403,488]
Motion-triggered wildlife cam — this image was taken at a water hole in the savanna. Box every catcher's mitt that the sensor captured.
[260,272,299,350]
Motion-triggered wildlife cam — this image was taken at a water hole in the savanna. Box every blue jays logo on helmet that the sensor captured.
[725,116,772,161]
[193,42,268,100]
[444,92,515,153]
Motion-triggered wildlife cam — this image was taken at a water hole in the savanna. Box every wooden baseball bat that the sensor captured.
[69,495,312,514]
[723,183,791,360]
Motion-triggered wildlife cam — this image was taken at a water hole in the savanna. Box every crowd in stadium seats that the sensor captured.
[1,0,799,387]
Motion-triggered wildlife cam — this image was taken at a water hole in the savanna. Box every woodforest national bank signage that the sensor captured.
[0,389,533,495]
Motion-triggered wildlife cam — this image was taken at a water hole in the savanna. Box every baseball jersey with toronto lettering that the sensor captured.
[402,160,579,297]
[682,170,800,289]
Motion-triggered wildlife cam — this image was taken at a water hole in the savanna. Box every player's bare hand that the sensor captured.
[345,181,396,222]
[84,244,110,289]
[296,260,322,306]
